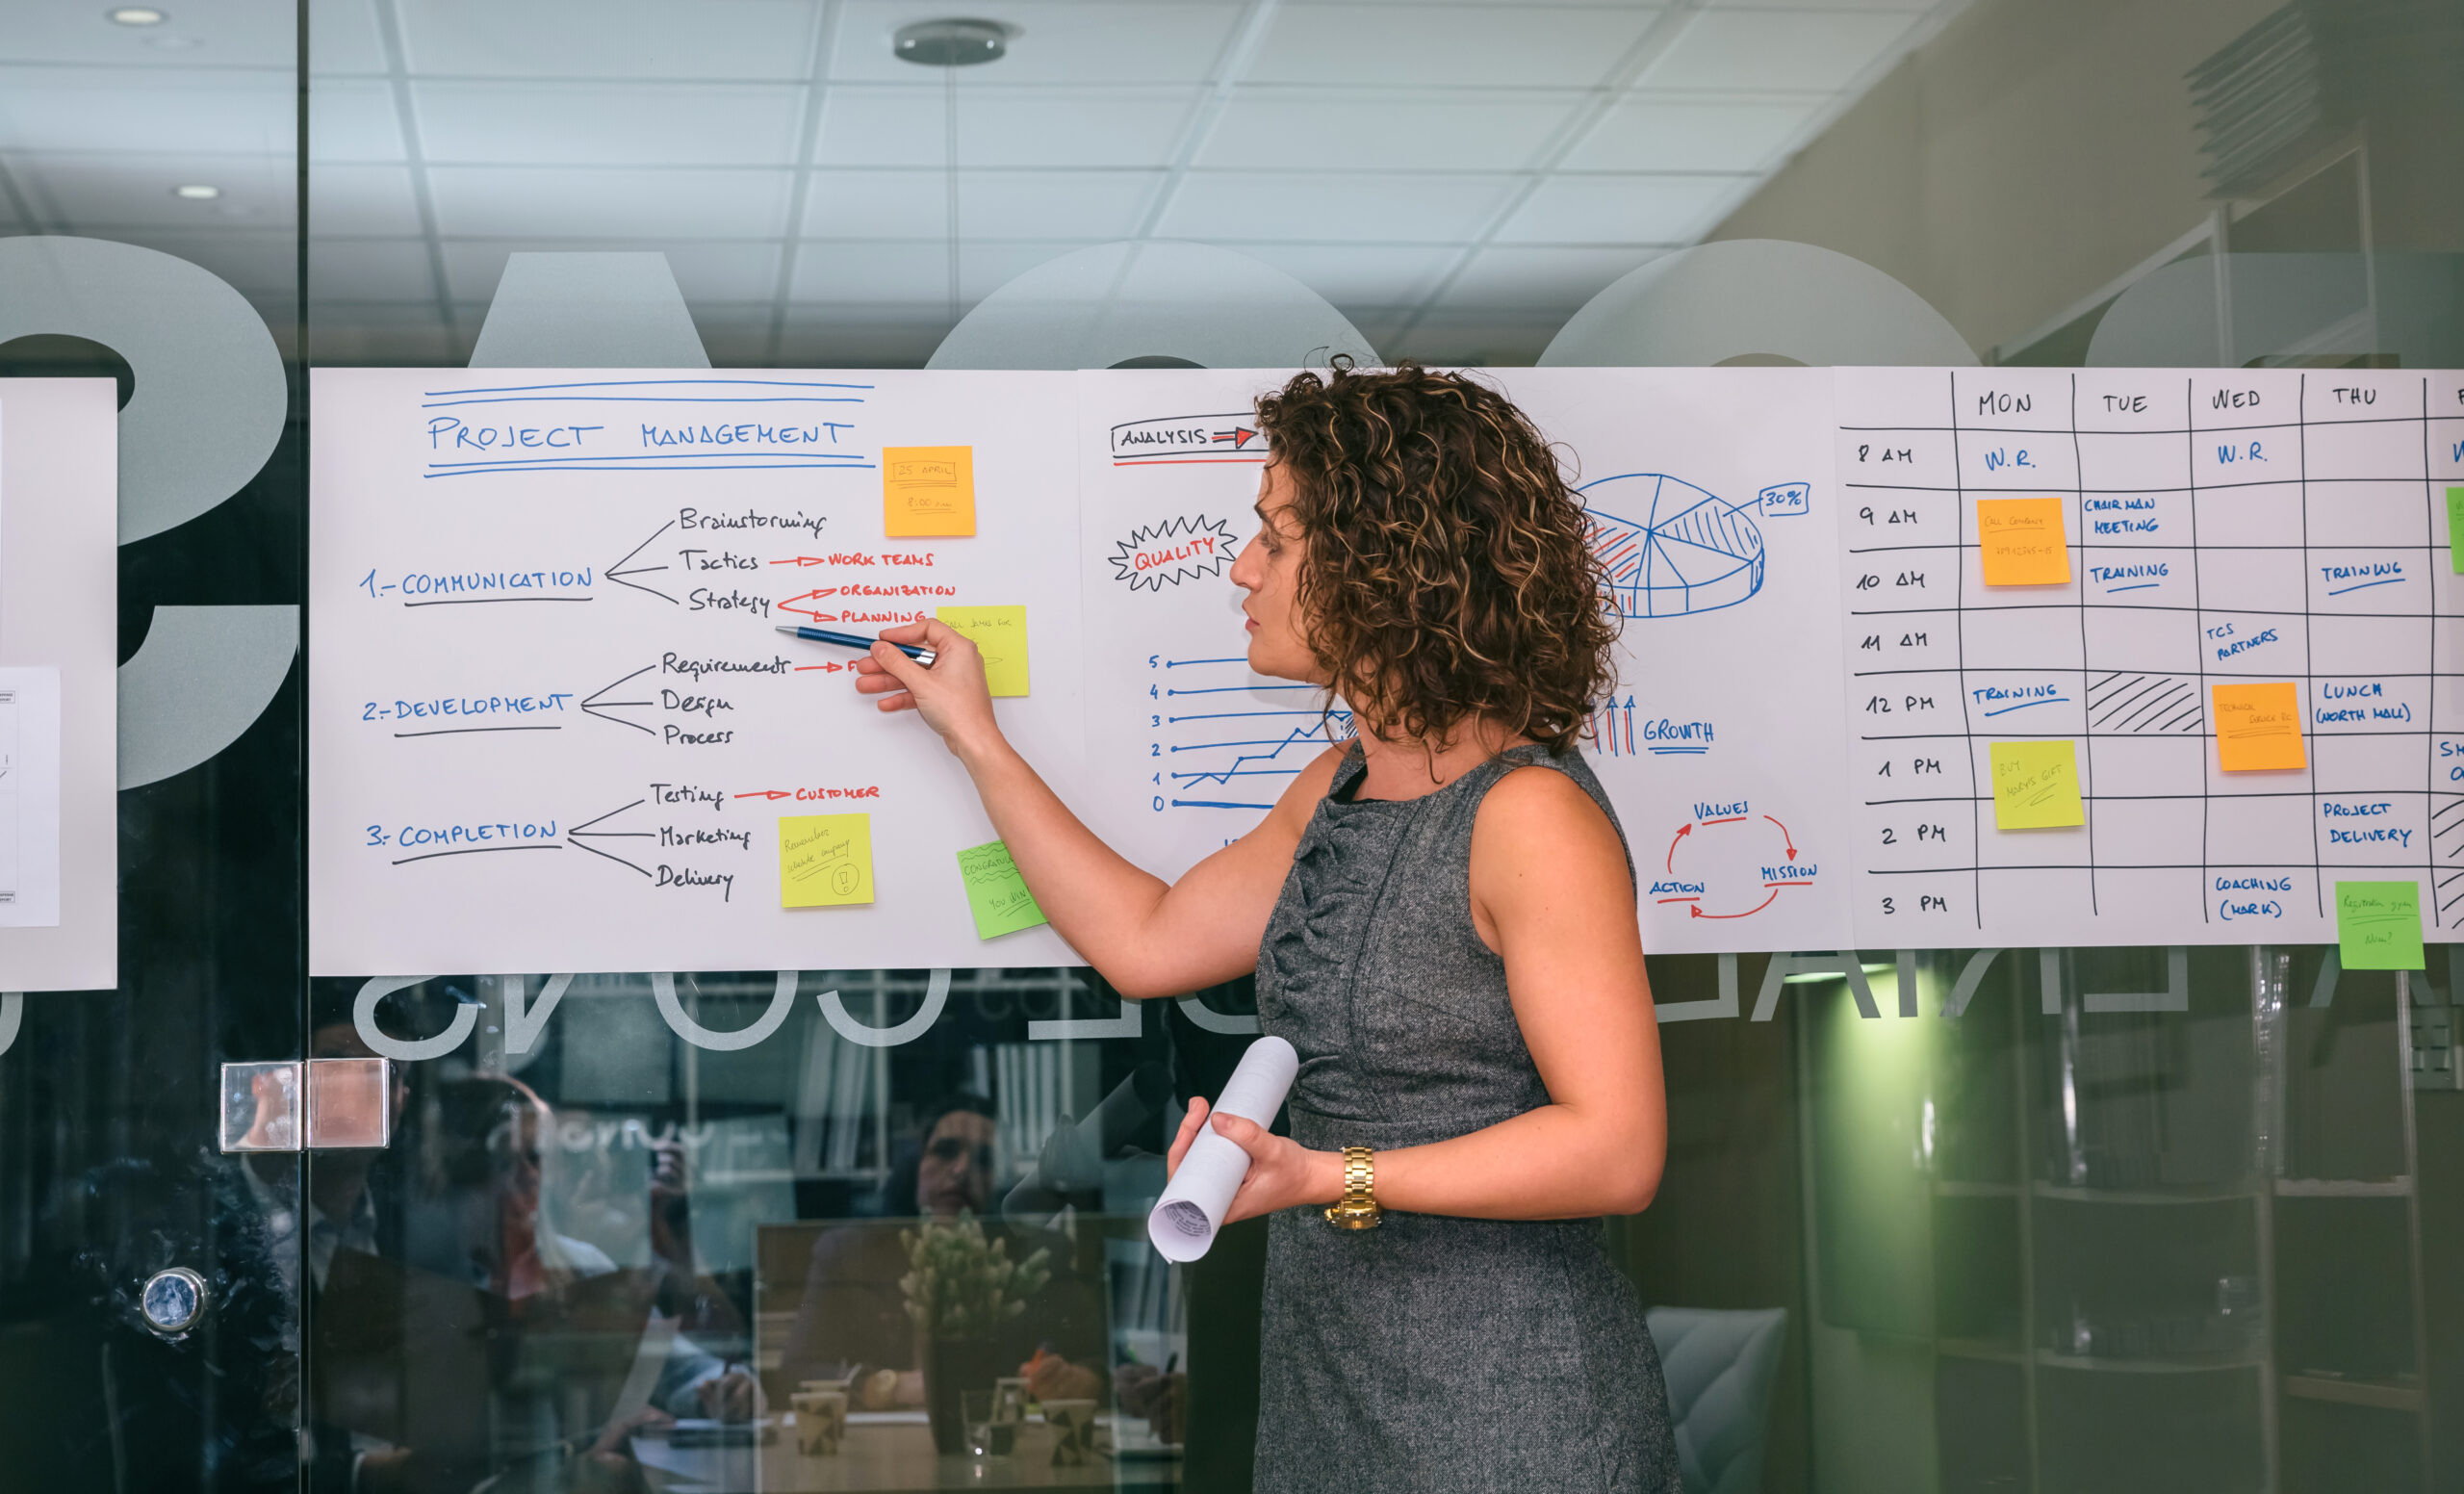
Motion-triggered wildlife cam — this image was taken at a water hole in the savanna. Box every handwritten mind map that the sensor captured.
[1836,366,2464,948]
[310,370,1086,975]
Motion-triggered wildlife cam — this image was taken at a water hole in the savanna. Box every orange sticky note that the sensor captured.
[883,446,975,537]
[2212,682,2305,771]
[1976,497,2069,585]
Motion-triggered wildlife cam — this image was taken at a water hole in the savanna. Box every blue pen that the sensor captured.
[775,624,937,667]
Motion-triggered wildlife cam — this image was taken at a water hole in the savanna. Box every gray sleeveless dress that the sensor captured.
[1250,741,1678,1492]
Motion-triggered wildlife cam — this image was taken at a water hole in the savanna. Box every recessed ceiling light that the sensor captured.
[171,184,220,200]
[892,17,1010,66]
[106,6,168,24]
[145,35,202,49]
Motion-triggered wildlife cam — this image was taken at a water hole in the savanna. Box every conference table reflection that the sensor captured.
[632,1409,1180,1492]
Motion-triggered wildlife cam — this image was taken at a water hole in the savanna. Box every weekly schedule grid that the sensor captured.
[1836,367,2464,947]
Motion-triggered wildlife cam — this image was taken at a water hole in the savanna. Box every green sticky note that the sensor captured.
[2448,487,2464,573]
[957,840,1047,940]
[2335,880,2424,971]
[1988,740,2084,830]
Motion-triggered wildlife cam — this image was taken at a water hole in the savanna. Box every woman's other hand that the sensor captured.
[851,619,997,753]
[1165,1097,1341,1225]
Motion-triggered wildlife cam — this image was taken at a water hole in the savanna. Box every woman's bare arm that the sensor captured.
[856,619,1341,998]
[1172,766,1666,1220]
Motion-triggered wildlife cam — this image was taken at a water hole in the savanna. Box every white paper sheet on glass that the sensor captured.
[0,666,63,928]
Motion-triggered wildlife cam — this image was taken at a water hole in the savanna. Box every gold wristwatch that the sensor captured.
[1323,1146,1382,1230]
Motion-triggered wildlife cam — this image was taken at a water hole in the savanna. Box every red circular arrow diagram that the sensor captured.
[1653,810,1814,918]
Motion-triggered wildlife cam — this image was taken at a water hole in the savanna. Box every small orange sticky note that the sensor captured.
[1976,497,2070,585]
[883,446,975,537]
[2212,682,2306,771]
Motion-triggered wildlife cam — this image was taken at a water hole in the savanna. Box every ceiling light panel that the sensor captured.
[1246,4,1663,88]
[812,86,1201,169]
[16,151,293,226]
[395,0,820,80]
[1157,172,1521,244]
[1199,92,1584,172]
[1561,96,1827,172]
[1636,8,1918,91]
[423,165,795,238]
[0,0,290,65]
[827,2,1242,85]
[1497,172,1752,244]
[801,168,1164,241]
[411,82,806,167]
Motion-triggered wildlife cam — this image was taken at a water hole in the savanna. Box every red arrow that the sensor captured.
[1691,889,1780,920]
[733,789,792,801]
[793,662,845,673]
[1763,813,1797,860]
[1666,823,1690,873]
[770,555,828,566]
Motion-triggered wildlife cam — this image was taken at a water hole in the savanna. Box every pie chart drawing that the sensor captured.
[1579,473,1765,619]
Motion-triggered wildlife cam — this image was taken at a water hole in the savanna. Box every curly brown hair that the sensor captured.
[1252,362,1619,753]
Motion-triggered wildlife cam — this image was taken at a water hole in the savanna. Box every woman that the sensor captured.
[855,363,1676,1490]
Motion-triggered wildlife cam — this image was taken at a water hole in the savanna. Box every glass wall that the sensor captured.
[2,0,2459,1491]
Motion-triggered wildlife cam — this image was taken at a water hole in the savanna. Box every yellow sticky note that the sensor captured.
[936,605,1029,697]
[1989,740,2084,829]
[1976,497,2070,585]
[2212,682,2305,772]
[780,813,874,907]
[883,446,975,537]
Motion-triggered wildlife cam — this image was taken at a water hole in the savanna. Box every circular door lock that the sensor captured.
[140,1267,208,1336]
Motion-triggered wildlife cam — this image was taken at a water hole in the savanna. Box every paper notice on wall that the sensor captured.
[0,666,63,927]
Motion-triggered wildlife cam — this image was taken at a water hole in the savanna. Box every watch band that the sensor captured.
[1323,1146,1381,1229]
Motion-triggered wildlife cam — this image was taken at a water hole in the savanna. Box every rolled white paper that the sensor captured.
[1146,1035,1298,1262]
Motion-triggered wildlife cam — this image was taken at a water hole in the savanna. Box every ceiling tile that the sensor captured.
[310,236,436,301]
[1199,91,1581,172]
[413,82,805,167]
[309,0,389,75]
[814,85,1199,169]
[309,78,407,163]
[424,166,793,237]
[0,0,295,68]
[1247,5,1660,88]
[804,169,1160,241]
[1495,173,1746,243]
[106,230,296,296]
[311,163,425,235]
[778,307,947,370]
[828,3,1243,86]
[0,67,293,155]
[1705,0,1929,10]
[1637,8,1919,91]
[1233,243,1459,307]
[397,0,820,80]
[308,303,463,368]
[1435,245,1660,309]
[790,240,950,302]
[438,240,784,304]
[20,151,295,228]
[1561,95,1825,172]
[1156,172,1517,244]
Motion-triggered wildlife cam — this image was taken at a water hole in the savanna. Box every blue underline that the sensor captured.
[424,378,874,396]
[2325,577,2404,596]
[1981,697,2070,716]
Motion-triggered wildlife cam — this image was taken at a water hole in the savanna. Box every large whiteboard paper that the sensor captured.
[0,383,116,989]
[313,366,2464,971]
[310,371,1087,974]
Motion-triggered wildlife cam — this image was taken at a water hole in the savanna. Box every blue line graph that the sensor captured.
[1143,656,1352,806]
